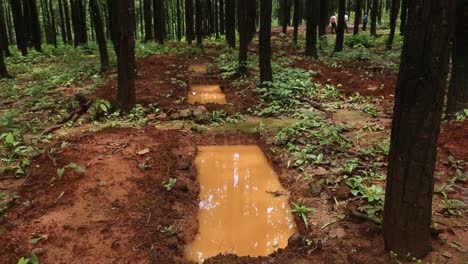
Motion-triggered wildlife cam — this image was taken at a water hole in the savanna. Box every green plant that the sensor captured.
[342,160,359,175]
[89,99,111,119]
[290,202,316,229]
[160,225,178,236]
[57,163,86,177]
[454,109,468,121]
[162,178,177,191]
[17,255,39,264]
[362,104,379,118]
[345,32,373,48]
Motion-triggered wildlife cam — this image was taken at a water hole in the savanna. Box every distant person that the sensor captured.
[345,13,349,33]
[362,13,369,31]
[330,13,337,34]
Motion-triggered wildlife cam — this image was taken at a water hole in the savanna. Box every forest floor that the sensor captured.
[0,30,467,264]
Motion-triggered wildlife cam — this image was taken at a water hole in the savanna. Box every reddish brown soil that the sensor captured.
[94,53,259,116]
[1,125,466,264]
[439,120,468,161]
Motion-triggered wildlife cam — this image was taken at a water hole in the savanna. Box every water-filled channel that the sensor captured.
[185,145,296,263]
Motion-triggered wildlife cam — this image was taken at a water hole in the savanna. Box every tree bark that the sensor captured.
[353,0,362,35]
[0,45,11,78]
[225,0,235,47]
[176,0,182,40]
[0,0,11,56]
[292,0,299,44]
[305,0,318,58]
[48,0,57,47]
[153,0,164,44]
[63,0,72,44]
[334,0,345,52]
[195,0,202,45]
[259,0,272,84]
[10,0,27,55]
[219,0,224,34]
[386,0,400,50]
[58,0,67,44]
[318,0,327,37]
[383,0,454,259]
[89,0,110,72]
[185,0,194,44]
[144,0,153,41]
[281,0,289,34]
[399,0,407,34]
[237,0,250,74]
[109,0,136,112]
[370,0,378,36]
[446,0,468,116]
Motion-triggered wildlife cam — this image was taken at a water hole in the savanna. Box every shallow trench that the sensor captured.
[185,145,297,263]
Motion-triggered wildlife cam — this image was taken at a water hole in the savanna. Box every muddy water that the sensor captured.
[185,145,296,263]
[188,85,227,105]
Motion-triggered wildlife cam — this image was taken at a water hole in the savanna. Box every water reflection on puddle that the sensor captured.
[187,85,227,105]
[185,145,296,263]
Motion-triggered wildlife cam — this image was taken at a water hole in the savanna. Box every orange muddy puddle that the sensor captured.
[185,145,296,263]
[187,85,227,105]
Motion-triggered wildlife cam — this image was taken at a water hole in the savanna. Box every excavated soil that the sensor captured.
[94,53,259,116]
[1,124,466,264]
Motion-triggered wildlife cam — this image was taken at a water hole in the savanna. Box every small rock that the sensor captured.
[169,113,180,120]
[367,86,379,91]
[97,181,107,187]
[156,112,167,120]
[167,236,178,249]
[287,232,306,248]
[137,148,150,156]
[442,252,452,258]
[329,227,346,239]
[312,166,328,176]
[193,106,207,116]
[31,248,44,255]
[178,109,192,118]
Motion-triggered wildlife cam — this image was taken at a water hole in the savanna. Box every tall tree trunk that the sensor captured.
[185,0,193,44]
[281,0,289,34]
[370,0,378,36]
[10,0,27,55]
[0,0,11,56]
[353,0,362,35]
[219,0,224,34]
[305,0,318,58]
[237,0,250,74]
[383,0,454,259]
[144,0,153,41]
[109,0,136,112]
[292,0,299,44]
[176,0,181,40]
[225,0,235,47]
[153,0,164,44]
[334,0,345,52]
[89,0,109,72]
[195,0,202,45]
[399,0,407,34]
[386,0,400,50]
[259,0,272,84]
[318,0,327,37]
[63,0,72,44]
[58,0,67,44]
[446,0,468,116]
[0,46,11,78]
[48,0,57,47]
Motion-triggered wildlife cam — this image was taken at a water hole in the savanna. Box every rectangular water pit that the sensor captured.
[185,145,296,263]
[188,85,227,105]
